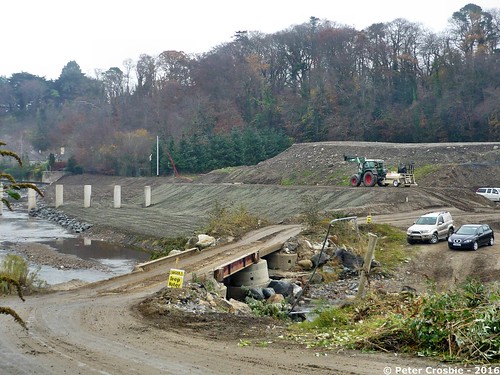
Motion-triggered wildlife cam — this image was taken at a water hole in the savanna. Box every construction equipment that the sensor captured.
[344,155,417,187]
[385,163,417,187]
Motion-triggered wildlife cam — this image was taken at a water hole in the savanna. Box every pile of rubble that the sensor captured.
[30,204,93,234]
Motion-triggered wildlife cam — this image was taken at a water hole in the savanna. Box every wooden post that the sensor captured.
[356,232,378,299]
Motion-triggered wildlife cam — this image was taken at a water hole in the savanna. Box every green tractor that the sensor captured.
[344,155,388,187]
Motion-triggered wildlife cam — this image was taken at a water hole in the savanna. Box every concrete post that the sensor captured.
[356,232,378,299]
[28,188,36,210]
[84,185,92,208]
[55,184,64,208]
[144,186,151,207]
[0,183,3,215]
[113,185,121,208]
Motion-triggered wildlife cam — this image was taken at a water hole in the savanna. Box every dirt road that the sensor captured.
[3,141,500,373]
[3,219,498,374]
[1,224,443,375]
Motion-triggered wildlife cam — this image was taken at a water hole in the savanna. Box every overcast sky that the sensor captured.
[2,0,498,80]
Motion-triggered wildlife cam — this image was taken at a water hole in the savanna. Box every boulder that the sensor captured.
[195,234,216,249]
[297,259,313,270]
[228,299,253,315]
[262,287,276,298]
[267,293,285,304]
[310,251,330,267]
[268,280,294,297]
[246,287,265,300]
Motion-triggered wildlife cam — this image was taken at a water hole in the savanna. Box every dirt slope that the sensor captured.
[41,141,500,240]
[201,141,500,187]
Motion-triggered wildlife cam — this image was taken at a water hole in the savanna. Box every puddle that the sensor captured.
[0,209,152,285]
[42,237,151,263]
[0,209,75,242]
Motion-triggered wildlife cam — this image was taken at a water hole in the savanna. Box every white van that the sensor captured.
[476,187,500,202]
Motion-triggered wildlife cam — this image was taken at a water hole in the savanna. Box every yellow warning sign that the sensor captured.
[168,268,185,288]
[366,215,372,224]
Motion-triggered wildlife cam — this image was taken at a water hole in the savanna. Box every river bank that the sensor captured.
[0,206,150,286]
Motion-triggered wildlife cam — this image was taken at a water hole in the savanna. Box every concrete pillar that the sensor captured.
[55,184,64,208]
[113,185,121,208]
[144,186,151,207]
[84,185,92,208]
[28,188,36,210]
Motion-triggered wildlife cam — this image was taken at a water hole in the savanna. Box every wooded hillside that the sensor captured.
[1,3,499,176]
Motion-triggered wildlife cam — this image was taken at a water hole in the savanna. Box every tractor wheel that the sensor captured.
[350,174,361,187]
[363,171,377,187]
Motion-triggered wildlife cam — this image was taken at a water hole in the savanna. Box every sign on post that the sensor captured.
[168,269,185,288]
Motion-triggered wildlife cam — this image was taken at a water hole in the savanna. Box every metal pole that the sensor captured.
[289,216,358,314]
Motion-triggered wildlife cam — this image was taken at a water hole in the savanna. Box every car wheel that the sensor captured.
[488,236,494,246]
[472,241,478,251]
[407,238,415,245]
[430,233,439,244]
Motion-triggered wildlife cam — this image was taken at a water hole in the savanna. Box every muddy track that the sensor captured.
[1,224,441,374]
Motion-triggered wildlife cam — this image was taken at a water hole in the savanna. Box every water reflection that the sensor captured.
[1,209,151,285]
[43,237,150,263]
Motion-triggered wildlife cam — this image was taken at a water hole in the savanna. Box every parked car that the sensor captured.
[475,187,500,202]
[407,211,454,244]
[448,224,494,250]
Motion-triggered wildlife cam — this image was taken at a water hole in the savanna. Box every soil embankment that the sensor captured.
[38,141,500,240]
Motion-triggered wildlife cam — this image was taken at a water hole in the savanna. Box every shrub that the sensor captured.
[293,278,500,363]
[0,254,47,294]
[204,201,266,238]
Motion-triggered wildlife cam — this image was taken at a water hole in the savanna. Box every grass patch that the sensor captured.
[359,223,410,271]
[280,176,296,186]
[0,254,47,294]
[413,164,441,180]
[149,236,189,260]
[204,200,268,238]
[213,167,237,174]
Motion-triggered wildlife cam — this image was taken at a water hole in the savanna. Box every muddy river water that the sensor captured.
[0,208,150,285]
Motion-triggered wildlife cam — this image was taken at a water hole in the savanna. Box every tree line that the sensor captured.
[0,3,499,176]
